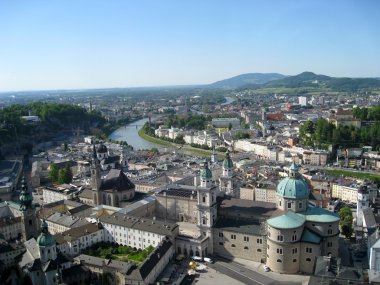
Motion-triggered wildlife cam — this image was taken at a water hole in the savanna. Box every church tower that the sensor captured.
[120,148,129,171]
[356,183,369,227]
[19,177,38,241]
[219,150,236,197]
[91,145,102,205]
[197,160,217,254]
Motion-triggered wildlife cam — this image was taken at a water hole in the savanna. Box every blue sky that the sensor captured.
[0,0,379,91]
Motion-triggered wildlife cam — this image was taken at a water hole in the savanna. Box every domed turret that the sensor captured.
[19,177,33,211]
[37,220,56,247]
[222,150,233,169]
[200,160,212,180]
[97,143,107,154]
[276,162,310,212]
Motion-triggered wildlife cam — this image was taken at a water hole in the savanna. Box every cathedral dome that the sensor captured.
[222,150,233,169]
[200,160,212,180]
[37,221,56,247]
[276,162,310,199]
[97,143,108,153]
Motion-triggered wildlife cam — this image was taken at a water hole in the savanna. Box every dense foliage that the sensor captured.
[164,114,210,130]
[49,163,73,184]
[353,105,380,121]
[233,132,250,140]
[339,207,353,239]
[299,118,380,150]
[0,102,106,145]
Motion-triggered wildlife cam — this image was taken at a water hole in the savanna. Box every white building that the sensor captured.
[43,184,77,204]
[99,213,179,249]
[298,96,308,106]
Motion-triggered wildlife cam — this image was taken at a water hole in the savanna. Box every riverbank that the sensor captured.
[138,127,219,157]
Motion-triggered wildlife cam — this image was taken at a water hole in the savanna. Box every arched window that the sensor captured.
[107,194,112,206]
[231,244,236,247]
[328,229,332,235]
[244,246,249,250]
[277,259,282,263]
[202,196,206,203]
[257,249,262,252]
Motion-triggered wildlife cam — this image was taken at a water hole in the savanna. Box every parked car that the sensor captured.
[191,256,203,262]
[204,257,214,264]
[264,265,270,272]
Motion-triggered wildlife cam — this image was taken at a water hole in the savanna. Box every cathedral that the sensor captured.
[91,146,135,207]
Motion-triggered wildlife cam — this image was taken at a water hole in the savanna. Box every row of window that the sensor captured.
[219,233,262,244]
[269,258,312,263]
[218,242,262,251]
[279,201,303,209]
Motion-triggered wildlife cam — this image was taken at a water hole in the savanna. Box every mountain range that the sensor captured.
[209,71,380,91]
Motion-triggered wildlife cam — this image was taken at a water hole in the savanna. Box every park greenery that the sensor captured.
[83,243,155,265]
[164,114,210,130]
[326,169,380,185]
[49,163,73,184]
[0,102,106,150]
[339,207,354,239]
[299,117,380,151]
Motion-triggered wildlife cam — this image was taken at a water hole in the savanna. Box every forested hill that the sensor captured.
[209,73,286,89]
[0,102,105,147]
[209,71,380,91]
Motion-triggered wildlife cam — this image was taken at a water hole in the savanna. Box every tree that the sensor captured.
[49,163,59,183]
[58,164,73,184]
[228,123,232,131]
[339,207,353,239]
[341,222,353,239]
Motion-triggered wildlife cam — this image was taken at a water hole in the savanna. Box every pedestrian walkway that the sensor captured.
[232,257,310,285]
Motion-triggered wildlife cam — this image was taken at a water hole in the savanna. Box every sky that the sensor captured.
[0,0,379,92]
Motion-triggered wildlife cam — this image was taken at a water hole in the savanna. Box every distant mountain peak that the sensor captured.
[209,73,286,89]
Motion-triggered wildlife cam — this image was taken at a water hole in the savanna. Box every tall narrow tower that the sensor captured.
[19,177,38,241]
[356,183,369,227]
[219,150,235,196]
[197,160,217,254]
[91,145,102,205]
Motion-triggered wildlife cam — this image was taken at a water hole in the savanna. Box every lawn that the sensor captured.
[326,169,380,183]
[83,244,155,265]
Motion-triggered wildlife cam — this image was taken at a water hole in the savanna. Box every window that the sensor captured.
[277,248,283,254]
[277,259,282,263]
[244,236,249,242]
[257,249,262,252]
[292,248,298,254]
[287,202,292,209]
[328,229,332,235]
[293,259,297,262]
[306,247,312,253]
[327,242,332,247]
[298,202,302,209]
[231,234,236,240]
[277,235,284,241]
[231,244,236,247]
[244,246,249,250]
[202,196,206,203]
[29,220,32,226]
[306,258,311,262]
[292,234,297,241]
[219,242,224,245]
[279,201,282,206]
[202,218,206,225]
[257,238,263,244]
[219,232,224,237]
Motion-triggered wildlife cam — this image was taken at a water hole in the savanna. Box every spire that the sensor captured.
[19,177,33,211]
[222,150,233,170]
[200,160,212,180]
[289,161,299,178]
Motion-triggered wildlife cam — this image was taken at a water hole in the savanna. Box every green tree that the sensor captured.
[49,163,59,183]
[341,222,353,239]
[58,164,73,184]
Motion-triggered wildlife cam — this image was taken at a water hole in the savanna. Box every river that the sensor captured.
[109,96,236,151]
[108,117,163,150]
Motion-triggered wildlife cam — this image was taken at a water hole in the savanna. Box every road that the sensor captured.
[208,257,303,285]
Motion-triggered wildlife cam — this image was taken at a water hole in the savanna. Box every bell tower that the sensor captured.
[19,177,38,241]
[91,145,102,205]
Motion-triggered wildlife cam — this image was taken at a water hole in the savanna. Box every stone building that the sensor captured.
[91,146,135,207]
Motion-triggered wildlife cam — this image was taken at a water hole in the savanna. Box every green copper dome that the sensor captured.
[200,160,212,179]
[37,220,56,247]
[276,163,310,199]
[222,150,233,169]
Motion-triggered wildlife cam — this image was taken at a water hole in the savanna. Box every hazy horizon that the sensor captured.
[1,0,379,92]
